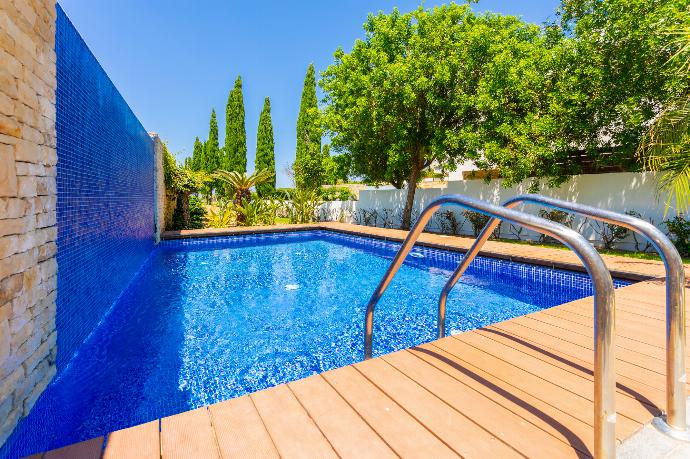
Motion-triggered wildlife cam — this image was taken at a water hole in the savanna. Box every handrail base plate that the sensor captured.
[652,416,690,442]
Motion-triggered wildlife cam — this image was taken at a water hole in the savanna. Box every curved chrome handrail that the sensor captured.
[363,194,616,459]
[437,193,686,434]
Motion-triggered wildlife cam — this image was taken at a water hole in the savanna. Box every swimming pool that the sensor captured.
[1,230,629,457]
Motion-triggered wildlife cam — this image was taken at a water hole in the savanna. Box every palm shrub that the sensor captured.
[206,199,235,228]
[213,169,274,224]
[286,189,321,224]
[638,25,690,214]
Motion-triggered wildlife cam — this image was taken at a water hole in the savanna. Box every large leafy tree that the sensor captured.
[321,4,558,229]
[255,97,276,196]
[225,76,247,173]
[295,63,322,190]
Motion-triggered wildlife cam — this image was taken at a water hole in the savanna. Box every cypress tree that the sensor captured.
[255,97,276,197]
[205,109,220,172]
[295,63,322,190]
[225,76,247,173]
[191,136,204,171]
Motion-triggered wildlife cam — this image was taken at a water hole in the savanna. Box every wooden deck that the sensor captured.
[32,224,690,458]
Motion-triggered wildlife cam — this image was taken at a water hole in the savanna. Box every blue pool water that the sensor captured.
[2,230,629,457]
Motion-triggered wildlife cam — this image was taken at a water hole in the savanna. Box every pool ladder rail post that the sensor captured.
[437,193,688,440]
[363,194,617,459]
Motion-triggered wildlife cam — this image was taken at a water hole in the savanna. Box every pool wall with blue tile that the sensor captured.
[55,5,155,371]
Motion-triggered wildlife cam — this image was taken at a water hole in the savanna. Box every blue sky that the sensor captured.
[58,0,560,187]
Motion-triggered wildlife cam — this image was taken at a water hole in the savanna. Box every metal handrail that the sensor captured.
[437,193,687,435]
[363,194,617,459]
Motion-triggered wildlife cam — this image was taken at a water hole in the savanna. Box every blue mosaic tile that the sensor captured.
[55,5,155,371]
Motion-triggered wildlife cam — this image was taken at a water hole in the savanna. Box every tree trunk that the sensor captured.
[400,161,422,231]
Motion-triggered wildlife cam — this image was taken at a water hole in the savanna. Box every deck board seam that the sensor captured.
[245,392,284,459]
[473,327,666,396]
[424,341,607,429]
[503,316,666,368]
[399,348,594,457]
[533,310,667,351]
[317,371,403,459]
[284,381,342,459]
[349,364,468,458]
[519,314,665,361]
[489,322,668,378]
[460,330,664,415]
[371,355,534,458]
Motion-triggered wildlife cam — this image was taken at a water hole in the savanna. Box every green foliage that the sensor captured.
[637,22,690,214]
[213,169,274,225]
[255,97,276,196]
[225,76,247,173]
[463,210,492,238]
[664,214,690,257]
[205,109,221,171]
[286,189,322,223]
[163,143,206,194]
[295,63,322,190]
[556,0,690,172]
[320,4,561,228]
[189,137,204,171]
[318,187,355,201]
[206,200,235,228]
[271,188,294,200]
[187,195,206,229]
[538,209,573,243]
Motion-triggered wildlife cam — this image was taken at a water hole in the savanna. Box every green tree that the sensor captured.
[321,4,556,229]
[295,63,322,190]
[213,169,274,224]
[225,76,247,173]
[205,109,220,172]
[549,0,690,175]
[638,23,690,213]
[255,97,276,196]
[190,136,204,171]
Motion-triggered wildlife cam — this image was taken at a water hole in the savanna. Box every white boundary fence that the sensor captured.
[319,172,681,252]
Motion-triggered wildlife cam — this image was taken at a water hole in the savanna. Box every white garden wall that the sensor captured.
[320,172,679,251]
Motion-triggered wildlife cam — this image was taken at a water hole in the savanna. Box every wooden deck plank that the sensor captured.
[510,315,667,370]
[355,356,525,458]
[455,332,663,418]
[161,407,219,459]
[250,383,337,458]
[427,338,643,438]
[396,347,597,456]
[488,320,673,387]
[43,437,104,459]
[322,365,459,458]
[208,395,279,459]
[472,327,667,402]
[103,420,159,459]
[288,374,397,459]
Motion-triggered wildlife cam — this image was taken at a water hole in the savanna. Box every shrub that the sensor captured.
[588,219,630,250]
[538,209,573,243]
[664,215,690,257]
[319,187,356,201]
[188,196,206,229]
[438,210,462,235]
[463,210,491,237]
[286,189,321,224]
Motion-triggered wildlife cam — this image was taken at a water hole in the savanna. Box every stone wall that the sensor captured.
[151,133,165,242]
[0,0,57,447]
